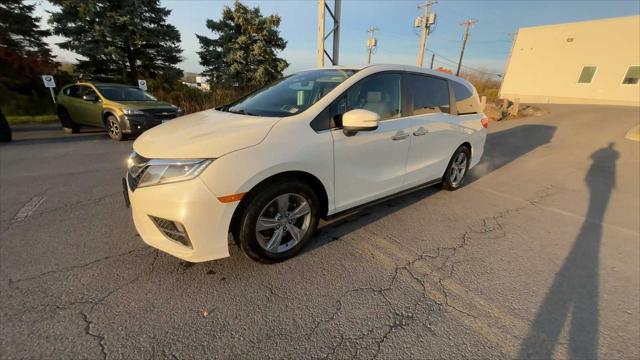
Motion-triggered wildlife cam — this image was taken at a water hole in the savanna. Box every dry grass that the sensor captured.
[154,86,255,114]
[459,71,502,101]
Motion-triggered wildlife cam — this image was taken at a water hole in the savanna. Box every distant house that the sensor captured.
[500,15,639,106]
[195,76,210,91]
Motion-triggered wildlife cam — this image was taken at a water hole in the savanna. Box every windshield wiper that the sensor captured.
[228,109,258,116]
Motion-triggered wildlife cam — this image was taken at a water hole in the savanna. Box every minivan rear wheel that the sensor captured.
[238,181,320,263]
[442,146,470,191]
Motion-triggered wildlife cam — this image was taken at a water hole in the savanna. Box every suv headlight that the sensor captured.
[123,108,145,115]
[132,158,213,188]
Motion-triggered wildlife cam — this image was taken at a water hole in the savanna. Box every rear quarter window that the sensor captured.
[452,81,481,115]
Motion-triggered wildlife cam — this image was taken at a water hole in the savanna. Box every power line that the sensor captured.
[426,48,502,78]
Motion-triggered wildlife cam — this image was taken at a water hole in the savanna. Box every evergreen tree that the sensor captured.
[0,0,56,91]
[197,0,288,88]
[48,0,183,84]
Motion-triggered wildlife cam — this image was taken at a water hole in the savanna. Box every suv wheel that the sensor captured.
[58,108,80,134]
[442,146,470,191]
[105,115,124,141]
[238,180,320,262]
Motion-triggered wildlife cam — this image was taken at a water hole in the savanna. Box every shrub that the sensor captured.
[153,84,256,114]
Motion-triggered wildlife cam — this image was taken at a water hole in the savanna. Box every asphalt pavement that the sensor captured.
[1,105,639,359]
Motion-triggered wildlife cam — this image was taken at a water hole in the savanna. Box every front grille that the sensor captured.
[149,216,192,247]
[142,108,178,121]
[127,152,149,191]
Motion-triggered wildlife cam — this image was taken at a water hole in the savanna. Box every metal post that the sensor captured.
[332,0,341,65]
[429,53,435,69]
[49,88,56,104]
[317,0,325,67]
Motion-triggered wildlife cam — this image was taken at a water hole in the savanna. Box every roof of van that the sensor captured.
[309,64,467,83]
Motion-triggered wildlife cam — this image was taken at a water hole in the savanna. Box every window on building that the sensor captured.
[622,66,640,85]
[577,66,597,84]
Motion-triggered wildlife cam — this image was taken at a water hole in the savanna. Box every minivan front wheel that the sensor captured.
[105,115,124,141]
[238,181,319,262]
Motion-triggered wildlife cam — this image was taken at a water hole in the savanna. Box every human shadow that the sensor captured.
[303,124,556,254]
[518,143,619,359]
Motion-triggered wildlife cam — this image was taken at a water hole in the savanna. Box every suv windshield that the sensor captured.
[227,69,357,117]
[96,85,157,101]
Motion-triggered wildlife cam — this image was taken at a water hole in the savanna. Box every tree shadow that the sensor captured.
[518,143,619,359]
[303,124,557,254]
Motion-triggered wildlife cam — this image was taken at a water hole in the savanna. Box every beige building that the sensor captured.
[499,15,640,106]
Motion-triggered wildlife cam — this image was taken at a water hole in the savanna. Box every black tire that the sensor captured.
[58,108,80,133]
[238,180,320,263]
[105,115,124,141]
[442,145,471,191]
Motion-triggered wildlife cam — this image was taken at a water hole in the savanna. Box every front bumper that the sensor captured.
[126,176,236,262]
[121,112,181,134]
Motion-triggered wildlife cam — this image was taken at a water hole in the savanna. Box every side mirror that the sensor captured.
[342,109,380,137]
[82,93,99,102]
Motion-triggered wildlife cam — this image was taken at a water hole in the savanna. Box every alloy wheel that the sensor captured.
[255,193,311,253]
[108,118,121,139]
[449,152,468,186]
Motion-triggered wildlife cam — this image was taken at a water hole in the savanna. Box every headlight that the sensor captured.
[123,108,145,115]
[136,158,213,188]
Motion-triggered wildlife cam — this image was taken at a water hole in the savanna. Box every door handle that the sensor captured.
[413,127,428,136]
[391,131,410,141]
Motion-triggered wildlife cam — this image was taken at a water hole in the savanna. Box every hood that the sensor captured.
[133,109,280,159]
[118,100,175,109]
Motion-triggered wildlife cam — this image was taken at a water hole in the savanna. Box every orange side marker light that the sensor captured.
[217,193,246,203]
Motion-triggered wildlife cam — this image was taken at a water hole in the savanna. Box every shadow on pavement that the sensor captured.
[305,124,557,254]
[518,143,619,359]
[468,124,556,182]
[3,124,127,146]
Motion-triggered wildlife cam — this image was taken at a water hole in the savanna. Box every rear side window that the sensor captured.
[406,74,450,115]
[452,80,480,115]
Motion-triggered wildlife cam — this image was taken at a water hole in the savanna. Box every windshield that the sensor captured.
[96,86,158,101]
[227,69,357,117]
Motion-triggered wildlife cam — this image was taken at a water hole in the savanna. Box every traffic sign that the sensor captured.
[42,75,56,88]
[138,80,147,91]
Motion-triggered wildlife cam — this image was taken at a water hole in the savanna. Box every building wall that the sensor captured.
[499,15,640,106]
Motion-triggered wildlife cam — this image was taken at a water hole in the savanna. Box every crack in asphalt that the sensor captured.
[7,246,148,286]
[310,186,560,358]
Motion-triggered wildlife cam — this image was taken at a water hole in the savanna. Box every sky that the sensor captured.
[34,0,640,76]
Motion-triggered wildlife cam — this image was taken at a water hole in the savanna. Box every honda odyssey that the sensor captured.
[124,64,487,263]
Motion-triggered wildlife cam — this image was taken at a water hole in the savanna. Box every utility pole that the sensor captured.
[366,26,378,64]
[429,53,435,69]
[456,19,478,76]
[415,0,437,67]
[317,0,342,67]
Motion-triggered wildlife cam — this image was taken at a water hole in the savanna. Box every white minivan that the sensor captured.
[124,64,487,263]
